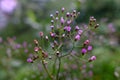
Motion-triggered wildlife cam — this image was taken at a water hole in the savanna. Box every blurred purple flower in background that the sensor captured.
[0,0,17,13]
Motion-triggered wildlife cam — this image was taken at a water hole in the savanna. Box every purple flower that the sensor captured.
[27,58,33,63]
[50,32,55,37]
[34,47,39,52]
[75,34,80,41]
[84,40,90,45]
[60,17,65,24]
[75,25,80,31]
[78,29,83,35]
[64,26,71,32]
[50,25,54,29]
[0,0,17,13]
[89,56,96,62]
[61,7,65,12]
[87,45,93,51]
[81,48,87,55]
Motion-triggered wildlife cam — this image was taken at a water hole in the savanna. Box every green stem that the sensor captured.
[42,60,54,80]
[56,57,61,80]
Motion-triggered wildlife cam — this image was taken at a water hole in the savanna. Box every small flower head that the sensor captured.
[78,29,83,35]
[95,24,99,28]
[50,25,54,29]
[75,34,80,41]
[45,36,48,40]
[56,11,59,16]
[89,56,96,62]
[27,58,33,63]
[87,45,93,51]
[50,32,56,37]
[60,17,65,25]
[84,40,90,45]
[75,25,80,31]
[34,47,40,52]
[61,7,65,12]
[34,39,39,45]
[64,26,71,32]
[81,48,87,55]
[66,12,70,17]
[39,32,44,37]
[50,14,54,18]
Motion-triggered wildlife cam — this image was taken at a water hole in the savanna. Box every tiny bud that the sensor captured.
[50,32,56,37]
[50,25,54,29]
[39,32,44,37]
[56,51,60,55]
[75,34,80,41]
[90,16,94,19]
[75,25,80,31]
[42,51,48,58]
[87,45,93,51]
[60,17,65,25]
[50,14,54,18]
[95,24,99,28]
[84,40,90,46]
[51,43,55,49]
[73,9,76,14]
[61,7,65,12]
[34,39,38,45]
[89,56,96,62]
[78,29,83,35]
[64,26,71,32]
[45,36,48,40]
[93,19,96,22]
[56,17,59,20]
[27,58,33,63]
[66,12,70,17]
[49,56,52,59]
[67,20,71,25]
[51,20,54,24]
[62,34,65,38]
[34,47,40,52]
[81,48,87,55]
[56,11,59,16]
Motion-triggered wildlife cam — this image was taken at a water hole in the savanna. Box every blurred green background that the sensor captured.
[0,0,120,80]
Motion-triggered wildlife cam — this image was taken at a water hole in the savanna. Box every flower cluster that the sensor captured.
[27,8,99,79]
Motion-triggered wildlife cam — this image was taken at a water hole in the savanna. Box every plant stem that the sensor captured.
[42,60,54,80]
[56,57,61,80]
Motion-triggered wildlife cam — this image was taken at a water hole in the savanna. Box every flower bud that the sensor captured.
[39,32,44,37]
[34,47,40,52]
[75,34,80,41]
[84,40,90,46]
[34,39,39,45]
[75,26,80,31]
[95,24,99,28]
[81,48,87,55]
[66,12,70,17]
[61,7,65,13]
[87,45,93,51]
[45,36,48,40]
[27,58,33,63]
[89,56,96,62]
